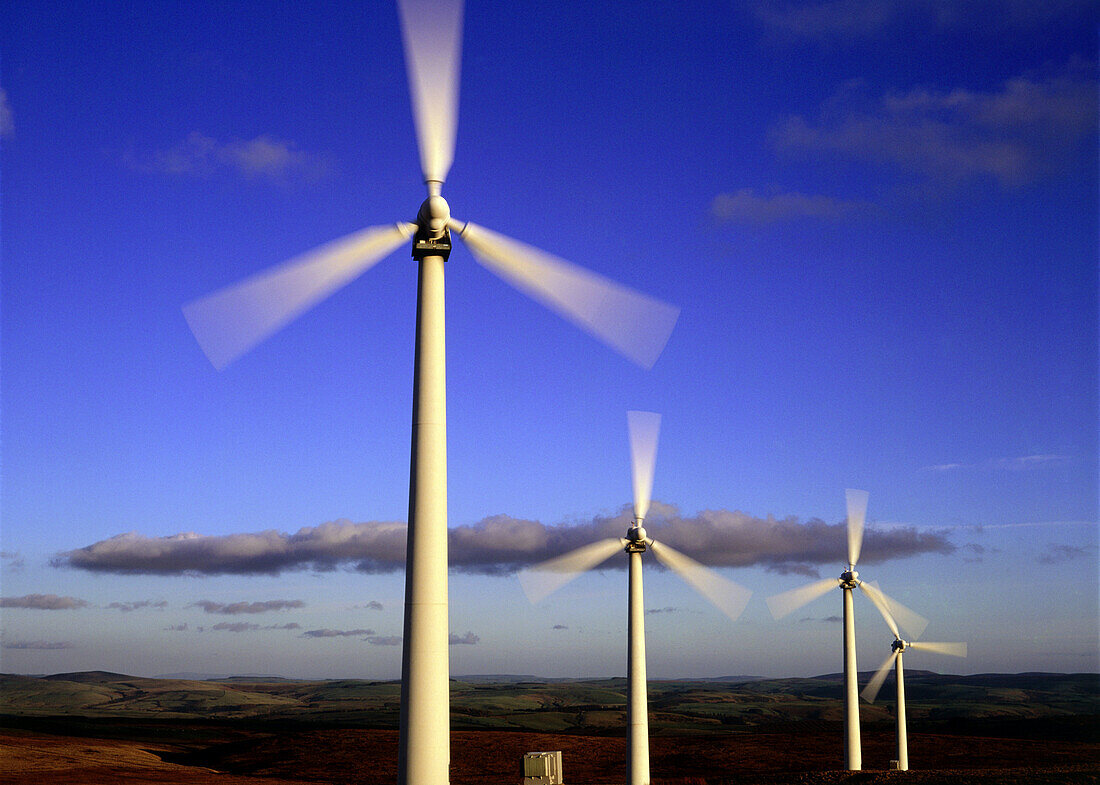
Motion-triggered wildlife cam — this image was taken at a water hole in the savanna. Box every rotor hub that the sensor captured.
[412,195,453,260]
[892,638,907,653]
[417,194,451,239]
[839,568,859,589]
[625,524,648,553]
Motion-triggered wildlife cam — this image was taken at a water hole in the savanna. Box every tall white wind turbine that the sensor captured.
[519,411,752,785]
[861,599,967,771]
[180,4,680,785]
[764,490,928,771]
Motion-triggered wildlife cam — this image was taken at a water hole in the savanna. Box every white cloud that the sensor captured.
[971,520,1094,530]
[3,640,73,650]
[0,88,12,137]
[923,454,1071,472]
[1037,544,1095,565]
[58,523,406,575]
[59,502,953,577]
[107,600,168,613]
[710,188,870,225]
[129,131,329,183]
[772,60,1097,187]
[1,593,89,610]
[366,635,402,646]
[190,599,305,614]
[301,628,375,638]
[449,632,479,645]
[754,0,1094,42]
[754,0,893,40]
[207,621,299,633]
[212,621,260,633]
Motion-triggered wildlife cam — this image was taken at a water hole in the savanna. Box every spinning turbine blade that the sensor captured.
[627,411,661,521]
[861,581,900,638]
[861,650,898,704]
[451,220,680,369]
[845,488,868,567]
[518,537,623,604]
[859,582,928,641]
[765,577,837,620]
[398,0,463,184]
[183,223,415,369]
[910,641,967,658]
[649,540,752,623]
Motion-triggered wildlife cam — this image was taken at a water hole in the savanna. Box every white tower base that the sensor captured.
[842,586,861,771]
[896,650,908,771]
[627,548,650,785]
[398,253,450,785]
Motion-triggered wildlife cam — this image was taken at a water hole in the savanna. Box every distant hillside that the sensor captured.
[155,672,295,682]
[42,670,141,683]
[2,671,1096,738]
[453,674,559,684]
[454,674,768,684]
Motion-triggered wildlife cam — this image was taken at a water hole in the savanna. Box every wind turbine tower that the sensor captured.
[765,490,927,770]
[862,595,967,770]
[520,411,751,785]
[180,4,679,785]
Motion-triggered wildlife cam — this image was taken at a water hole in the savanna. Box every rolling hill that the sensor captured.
[2,670,1095,736]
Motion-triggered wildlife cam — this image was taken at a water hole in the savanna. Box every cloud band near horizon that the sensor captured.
[1,594,89,610]
[56,502,954,577]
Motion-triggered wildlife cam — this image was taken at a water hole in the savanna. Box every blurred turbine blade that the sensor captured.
[183,223,415,369]
[861,650,897,704]
[451,219,680,369]
[859,580,900,638]
[649,540,752,623]
[627,411,661,521]
[397,0,463,183]
[859,582,928,641]
[910,641,967,658]
[845,488,868,567]
[517,537,623,604]
[765,577,837,620]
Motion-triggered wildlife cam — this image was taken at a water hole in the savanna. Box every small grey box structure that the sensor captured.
[523,751,563,785]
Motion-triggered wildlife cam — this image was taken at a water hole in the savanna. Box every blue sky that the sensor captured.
[1,0,1096,680]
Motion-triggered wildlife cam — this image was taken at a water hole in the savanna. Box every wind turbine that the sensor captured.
[764,490,928,771]
[861,601,967,771]
[180,3,679,785]
[519,411,752,785]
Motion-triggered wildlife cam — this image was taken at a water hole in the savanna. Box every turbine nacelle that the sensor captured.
[892,637,907,653]
[840,568,859,589]
[625,523,649,552]
[417,194,451,239]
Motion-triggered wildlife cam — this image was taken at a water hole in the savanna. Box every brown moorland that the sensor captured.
[2,672,1097,784]
[3,724,1099,785]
